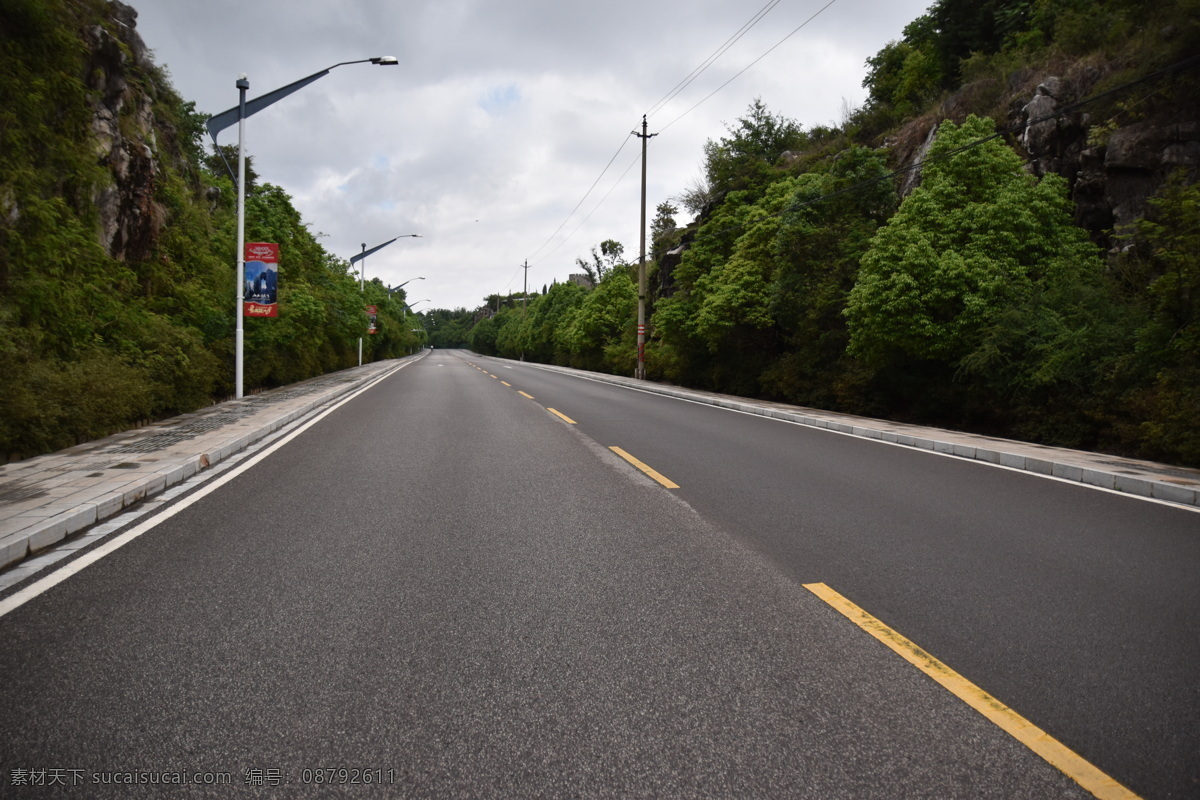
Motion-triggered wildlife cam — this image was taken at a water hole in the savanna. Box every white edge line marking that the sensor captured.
[0,361,414,620]
[514,362,1199,515]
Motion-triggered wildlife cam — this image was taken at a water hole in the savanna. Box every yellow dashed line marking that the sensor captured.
[548,408,577,424]
[609,447,679,489]
[518,391,535,399]
[802,582,1142,800]
[501,381,512,387]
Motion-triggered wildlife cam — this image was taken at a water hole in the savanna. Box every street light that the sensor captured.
[388,276,425,295]
[205,56,398,398]
[349,235,421,366]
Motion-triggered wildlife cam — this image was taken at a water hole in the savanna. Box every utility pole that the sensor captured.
[633,115,657,380]
[521,259,529,361]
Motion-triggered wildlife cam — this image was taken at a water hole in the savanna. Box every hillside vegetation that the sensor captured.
[467,0,1200,466]
[2,0,1198,467]
[0,0,423,461]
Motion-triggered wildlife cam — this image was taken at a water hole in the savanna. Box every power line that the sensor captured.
[534,150,643,267]
[657,0,841,134]
[644,0,785,119]
[524,133,635,265]
[522,0,806,268]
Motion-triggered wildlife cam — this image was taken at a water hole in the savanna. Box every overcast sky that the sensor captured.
[132,0,931,312]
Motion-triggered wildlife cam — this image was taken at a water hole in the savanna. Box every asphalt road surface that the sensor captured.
[0,349,1196,798]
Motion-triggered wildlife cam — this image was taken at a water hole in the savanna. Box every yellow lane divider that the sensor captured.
[547,408,577,424]
[518,391,535,399]
[609,447,679,489]
[802,582,1141,800]
[501,381,512,387]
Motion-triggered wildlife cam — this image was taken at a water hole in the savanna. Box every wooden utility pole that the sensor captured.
[521,259,529,361]
[633,116,657,380]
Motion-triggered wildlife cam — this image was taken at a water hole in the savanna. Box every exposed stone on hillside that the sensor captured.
[83,1,165,262]
[880,66,1200,248]
[1010,66,1199,243]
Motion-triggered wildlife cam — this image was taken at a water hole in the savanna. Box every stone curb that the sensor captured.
[518,360,1200,510]
[0,357,414,571]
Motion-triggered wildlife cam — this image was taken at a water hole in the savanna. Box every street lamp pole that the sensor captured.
[388,276,425,295]
[235,75,248,397]
[349,235,421,366]
[205,56,398,398]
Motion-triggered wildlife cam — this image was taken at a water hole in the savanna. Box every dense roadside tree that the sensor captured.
[559,271,636,373]
[844,115,1116,432]
[1111,174,1200,463]
[425,308,475,349]
[703,99,807,195]
[762,145,897,409]
[0,0,419,459]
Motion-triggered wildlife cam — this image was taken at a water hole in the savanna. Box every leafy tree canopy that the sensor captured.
[703,98,807,194]
[845,115,1103,370]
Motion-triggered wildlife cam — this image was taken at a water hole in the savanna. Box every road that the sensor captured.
[0,349,1196,798]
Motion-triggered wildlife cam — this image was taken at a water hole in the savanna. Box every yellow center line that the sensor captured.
[547,408,577,424]
[490,374,498,379]
[518,391,535,399]
[609,447,679,489]
[501,381,512,387]
[802,582,1142,800]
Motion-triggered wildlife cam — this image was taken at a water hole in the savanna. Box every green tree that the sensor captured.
[703,98,807,195]
[845,115,1111,429]
[652,190,758,388]
[862,15,944,123]
[762,146,897,409]
[1115,173,1200,463]
[650,201,680,263]
[574,239,628,285]
[559,272,636,372]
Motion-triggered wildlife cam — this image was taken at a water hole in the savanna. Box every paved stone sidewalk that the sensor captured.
[521,360,1200,512]
[0,357,415,571]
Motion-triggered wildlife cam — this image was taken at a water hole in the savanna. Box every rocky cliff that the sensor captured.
[82,0,167,263]
[886,56,1200,248]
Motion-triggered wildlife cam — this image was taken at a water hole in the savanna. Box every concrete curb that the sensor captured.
[516,359,1200,510]
[0,356,416,571]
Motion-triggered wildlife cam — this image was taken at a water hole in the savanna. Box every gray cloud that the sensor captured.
[135,0,930,310]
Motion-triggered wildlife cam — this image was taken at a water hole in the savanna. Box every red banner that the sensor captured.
[244,242,279,318]
[366,305,379,334]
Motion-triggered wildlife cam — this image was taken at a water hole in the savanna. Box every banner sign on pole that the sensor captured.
[244,242,279,317]
[366,305,379,334]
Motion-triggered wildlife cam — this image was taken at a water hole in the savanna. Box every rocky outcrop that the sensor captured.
[84,1,165,262]
[883,67,1200,247]
[1015,72,1199,243]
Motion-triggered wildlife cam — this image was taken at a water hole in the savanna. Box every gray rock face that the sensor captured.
[83,3,163,262]
[881,71,1199,246]
[1013,74,1200,241]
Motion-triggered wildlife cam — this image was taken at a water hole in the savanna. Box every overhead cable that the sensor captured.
[644,0,785,119]
[525,133,634,265]
[657,0,841,134]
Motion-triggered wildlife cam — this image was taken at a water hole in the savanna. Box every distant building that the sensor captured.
[567,273,594,289]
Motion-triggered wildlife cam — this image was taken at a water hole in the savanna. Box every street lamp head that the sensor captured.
[371,56,399,65]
